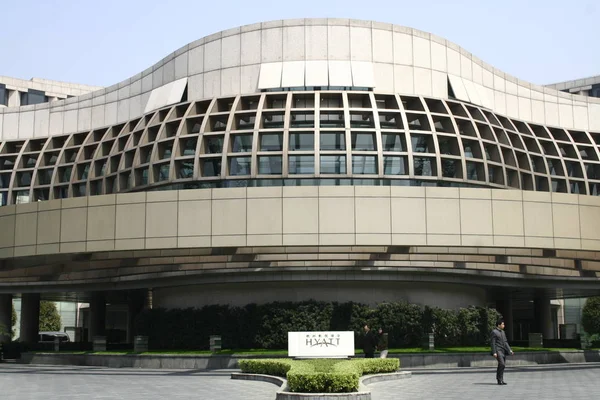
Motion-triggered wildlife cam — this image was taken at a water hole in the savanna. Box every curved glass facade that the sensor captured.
[1,90,600,206]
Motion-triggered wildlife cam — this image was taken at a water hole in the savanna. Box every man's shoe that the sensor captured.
[501,381,507,385]
[497,381,503,385]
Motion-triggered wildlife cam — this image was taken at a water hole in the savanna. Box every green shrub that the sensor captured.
[134,301,500,350]
[238,359,292,377]
[240,358,399,393]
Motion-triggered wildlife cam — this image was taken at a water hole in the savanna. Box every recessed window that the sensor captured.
[260,133,283,151]
[180,138,198,156]
[289,155,314,174]
[231,134,253,153]
[350,112,375,128]
[320,155,346,174]
[229,157,251,175]
[383,156,407,175]
[320,132,345,151]
[411,135,434,153]
[204,136,223,154]
[351,133,376,151]
[382,133,406,152]
[320,112,345,128]
[291,112,315,128]
[258,156,282,175]
[352,155,377,174]
[201,158,222,177]
[414,157,435,176]
[289,132,314,151]
[176,160,194,179]
[155,164,170,182]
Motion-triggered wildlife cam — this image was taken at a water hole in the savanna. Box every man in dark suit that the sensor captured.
[491,318,514,385]
[362,324,377,358]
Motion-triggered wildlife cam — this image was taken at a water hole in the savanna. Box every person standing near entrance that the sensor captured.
[491,318,514,385]
[362,324,377,358]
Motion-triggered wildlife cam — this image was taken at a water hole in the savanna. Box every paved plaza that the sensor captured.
[1,363,600,399]
[371,364,600,400]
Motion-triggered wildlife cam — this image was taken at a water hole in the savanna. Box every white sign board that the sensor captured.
[288,331,355,358]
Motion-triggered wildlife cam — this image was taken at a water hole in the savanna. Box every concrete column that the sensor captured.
[496,296,514,342]
[0,294,13,343]
[536,296,554,340]
[88,292,106,341]
[126,291,145,343]
[20,293,40,344]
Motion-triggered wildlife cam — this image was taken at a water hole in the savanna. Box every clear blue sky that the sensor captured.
[1,0,598,87]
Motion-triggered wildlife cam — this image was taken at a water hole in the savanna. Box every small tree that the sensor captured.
[39,301,61,332]
[582,297,600,336]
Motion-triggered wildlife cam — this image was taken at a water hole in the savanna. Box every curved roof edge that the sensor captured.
[1,18,600,141]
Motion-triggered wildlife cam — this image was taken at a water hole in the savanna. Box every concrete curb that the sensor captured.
[18,350,600,370]
[231,370,412,400]
[360,371,412,385]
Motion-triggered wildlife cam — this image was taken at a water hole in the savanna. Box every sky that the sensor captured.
[0,0,598,88]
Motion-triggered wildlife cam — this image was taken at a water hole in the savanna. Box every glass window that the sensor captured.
[205,136,223,154]
[320,132,345,150]
[258,156,282,174]
[414,157,435,176]
[157,165,169,181]
[289,133,314,151]
[21,89,46,106]
[202,158,222,177]
[352,155,377,174]
[262,113,285,129]
[320,112,345,128]
[411,135,432,153]
[382,133,406,152]
[290,112,315,128]
[260,133,283,151]
[15,190,30,204]
[177,161,194,179]
[320,155,346,174]
[229,157,251,175]
[383,156,407,175]
[0,84,6,106]
[231,134,253,152]
[0,174,10,189]
[59,167,72,183]
[289,155,314,174]
[0,191,7,206]
[181,138,197,156]
[38,169,53,185]
[351,133,376,151]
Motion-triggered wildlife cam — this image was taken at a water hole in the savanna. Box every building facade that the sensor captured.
[1,19,600,344]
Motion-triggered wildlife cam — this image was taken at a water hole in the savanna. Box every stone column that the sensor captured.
[0,294,13,343]
[534,295,554,340]
[126,291,145,343]
[20,293,40,344]
[496,296,514,342]
[88,292,106,341]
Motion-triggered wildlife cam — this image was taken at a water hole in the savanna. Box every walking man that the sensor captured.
[491,318,514,385]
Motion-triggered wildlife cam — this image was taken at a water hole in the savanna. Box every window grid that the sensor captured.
[1,92,600,205]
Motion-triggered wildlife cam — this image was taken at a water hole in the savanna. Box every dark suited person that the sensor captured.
[362,324,377,358]
[491,318,514,385]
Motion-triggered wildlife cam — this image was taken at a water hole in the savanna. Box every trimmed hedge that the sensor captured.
[239,358,399,393]
[134,301,500,350]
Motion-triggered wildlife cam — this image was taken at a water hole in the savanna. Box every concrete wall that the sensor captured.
[1,186,600,259]
[1,18,599,141]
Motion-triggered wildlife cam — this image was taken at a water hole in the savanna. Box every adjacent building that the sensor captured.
[1,19,600,345]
